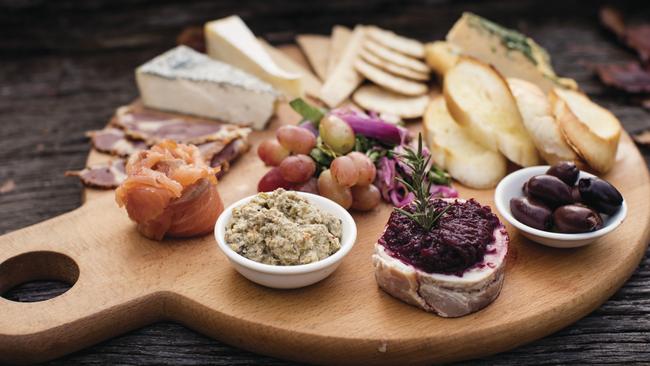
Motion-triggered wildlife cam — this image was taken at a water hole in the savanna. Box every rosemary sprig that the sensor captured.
[394,133,449,231]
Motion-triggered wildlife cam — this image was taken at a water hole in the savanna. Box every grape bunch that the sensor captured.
[257,115,380,211]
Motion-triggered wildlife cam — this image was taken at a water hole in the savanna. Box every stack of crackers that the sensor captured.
[296,26,432,119]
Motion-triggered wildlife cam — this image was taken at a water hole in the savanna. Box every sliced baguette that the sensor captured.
[423,97,507,189]
[550,88,622,173]
[424,41,460,77]
[507,78,580,165]
[443,57,540,167]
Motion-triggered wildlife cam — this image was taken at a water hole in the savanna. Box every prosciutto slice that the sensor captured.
[115,140,224,240]
[112,106,250,145]
[74,138,250,189]
[87,128,147,157]
[66,160,127,189]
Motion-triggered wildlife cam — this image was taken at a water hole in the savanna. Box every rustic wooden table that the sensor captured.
[1,0,649,364]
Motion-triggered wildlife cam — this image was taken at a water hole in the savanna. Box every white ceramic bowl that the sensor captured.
[215,192,357,289]
[494,166,627,248]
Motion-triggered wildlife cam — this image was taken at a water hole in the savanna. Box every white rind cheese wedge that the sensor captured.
[446,12,577,92]
[444,57,540,167]
[136,46,278,130]
[550,88,622,173]
[205,15,303,98]
[423,97,507,189]
[507,78,580,165]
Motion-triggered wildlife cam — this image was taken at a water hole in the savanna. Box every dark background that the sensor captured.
[1,0,649,364]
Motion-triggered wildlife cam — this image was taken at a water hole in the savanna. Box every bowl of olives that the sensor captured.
[494,162,627,248]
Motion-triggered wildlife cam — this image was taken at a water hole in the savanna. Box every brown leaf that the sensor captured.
[599,7,650,64]
[625,25,650,64]
[0,179,16,194]
[600,7,626,38]
[596,62,650,93]
[633,130,650,146]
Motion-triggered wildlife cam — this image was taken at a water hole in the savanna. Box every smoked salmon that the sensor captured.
[115,140,224,240]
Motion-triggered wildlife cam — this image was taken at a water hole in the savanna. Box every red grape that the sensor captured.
[258,167,294,192]
[257,139,290,166]
[295,177,319,194]
[276,125,317,154]
[347,151,376,186]
[351,184,381,211]
[279,154,316,183]
[330,156,359,187]
[317,169,353,209]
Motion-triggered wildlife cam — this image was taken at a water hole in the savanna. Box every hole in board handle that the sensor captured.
[0,251,79,303]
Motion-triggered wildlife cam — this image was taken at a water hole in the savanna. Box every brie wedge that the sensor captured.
[205,15,303,98]
[136,46,278,130]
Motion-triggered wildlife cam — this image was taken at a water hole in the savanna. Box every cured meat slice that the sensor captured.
[115,140,224,240]
[112,106,250,146]
[87,128,147,157]
[75,139,248,189]
[372,198,509,317]
[208,138,250,176]
[65,160,127,189]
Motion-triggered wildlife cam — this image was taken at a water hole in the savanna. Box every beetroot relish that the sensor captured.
[378,199,500,275]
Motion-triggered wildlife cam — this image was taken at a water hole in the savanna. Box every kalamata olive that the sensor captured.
[578,177,623,215]
[553,204,603,233]
[510,196,553,230]
[526,174,573,207]
[522,181,529,197]
[546,161,579,186]
[571,186,582,203]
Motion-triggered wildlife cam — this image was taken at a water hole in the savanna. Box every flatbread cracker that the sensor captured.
[296,34,330,81]
[359,48,429,81]
[259,38,322,100]
[353,85,429,118]
[326,25,352,78]
[366,26,425,59]
[364,39,430,74]
[354,59,428,96]
[320,26,366,107]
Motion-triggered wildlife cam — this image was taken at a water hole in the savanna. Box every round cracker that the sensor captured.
[354,59,428,96]
[359,48,430,81]
[364,39,430,74]
[366,26,425,59]
[352,85,429,119]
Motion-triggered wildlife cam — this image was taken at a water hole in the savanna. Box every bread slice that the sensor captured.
[424,41,460,77]
[423,97,507,189]
[507,78,580,165]
[550,88,622,173]
[443,57,540,167]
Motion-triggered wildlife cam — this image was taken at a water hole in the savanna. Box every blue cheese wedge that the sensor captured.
[136,45,278,130]
[446,12,577,92]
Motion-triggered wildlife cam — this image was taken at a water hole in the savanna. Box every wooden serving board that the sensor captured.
[1,48,650,366]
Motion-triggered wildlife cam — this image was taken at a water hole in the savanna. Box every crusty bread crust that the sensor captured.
[508,78,579,165]
[423,97,507,189]
[550,88,621,173]
[443,57,540,167]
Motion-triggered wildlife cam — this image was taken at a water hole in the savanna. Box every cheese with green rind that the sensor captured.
[446,12,576,92]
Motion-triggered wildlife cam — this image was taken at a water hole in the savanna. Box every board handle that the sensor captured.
[0,196,166,364]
